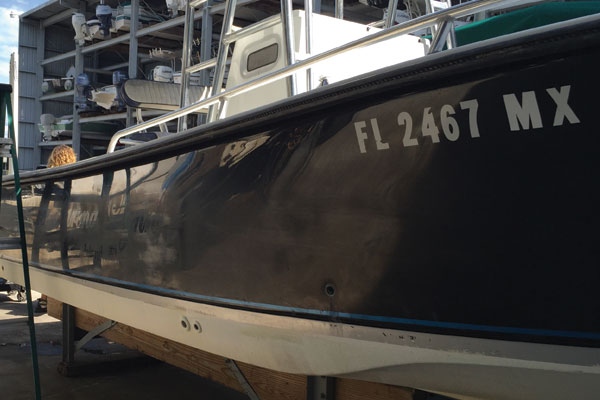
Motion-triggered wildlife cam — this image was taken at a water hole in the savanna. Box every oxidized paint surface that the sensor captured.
[2,26,600,346]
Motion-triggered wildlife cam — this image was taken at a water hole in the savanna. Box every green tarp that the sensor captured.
[455,2,600,46]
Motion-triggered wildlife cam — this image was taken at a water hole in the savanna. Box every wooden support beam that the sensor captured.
[47,298,415,400]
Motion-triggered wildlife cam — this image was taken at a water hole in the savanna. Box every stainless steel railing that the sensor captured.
[107,0,518,153]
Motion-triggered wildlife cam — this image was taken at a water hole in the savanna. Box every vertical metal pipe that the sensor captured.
[305,0,313,91]
[178,3,195,131]
[385,0,399,28]
[0,95,5,205]
[9,53,18,172]
[425,0,433,14]
[200,1,213,87]
[446,19,457,49]
[208,0,237,122]
[199,2,213,125]
[425,0,438,37]
[72,43,83,160]
[61,304,75,366]
[34,22,44,168]
[406,0,413,19]
[196,2,213,125]
[335,0,343,19]
[281,0,297,96]
[428,17,453,54]
[127,0,140,128]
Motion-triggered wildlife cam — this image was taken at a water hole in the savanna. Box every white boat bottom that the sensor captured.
[1,256,598,400]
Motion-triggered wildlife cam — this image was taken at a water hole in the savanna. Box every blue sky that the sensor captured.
[0,0,48,83]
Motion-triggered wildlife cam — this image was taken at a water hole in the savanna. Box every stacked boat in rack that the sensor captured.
[2,1,600,399]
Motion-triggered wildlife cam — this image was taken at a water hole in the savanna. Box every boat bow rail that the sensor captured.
[107,0,521,153]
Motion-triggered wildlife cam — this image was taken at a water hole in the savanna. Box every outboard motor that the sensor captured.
[165,0,184,18]
[63,77,74,91]
[72,12,88,45]
[96,3,113,38]
[153,66,173,82]
[40,114,56,141]
[113,71,128,86]
[112,71,128,111]
[74,73,91,112]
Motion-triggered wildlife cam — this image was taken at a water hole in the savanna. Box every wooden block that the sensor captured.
[237,361,306,400]
[335,378,415,400]
[47,297,414,400]
[48,297,244,393]
[47,297,62,319]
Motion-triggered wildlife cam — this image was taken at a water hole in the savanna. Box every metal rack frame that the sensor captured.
[18,0,257,168]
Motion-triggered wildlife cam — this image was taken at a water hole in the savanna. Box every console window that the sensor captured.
[247,43,279,72]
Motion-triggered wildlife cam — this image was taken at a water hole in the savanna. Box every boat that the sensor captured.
[2,1,600,399]
[39,115,121,141]
[114,1,165,31]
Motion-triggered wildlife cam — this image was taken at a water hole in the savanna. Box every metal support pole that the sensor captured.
[70,1,86,161]
[34,21,45,168]
[280,0,297,96]
[428,17,455,53]
[178,2,195,131]
[62,304,76,365]
[385,0,399,28]
[75,320,117,352]
[198,1,213,125]
[335,0,343,19]
[307,376,335,400]
[8,53,18,175]
[127,0,140,127]
[200,1,213,86]
[305,0,314,91]
[207,0,237,122]
[72,44,83,160]
[225,359,260,400]
[59,180,71,271]
[425,0,437,37]
[446,19,457,49]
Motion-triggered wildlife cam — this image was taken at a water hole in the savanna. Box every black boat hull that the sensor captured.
[2,17,600,352]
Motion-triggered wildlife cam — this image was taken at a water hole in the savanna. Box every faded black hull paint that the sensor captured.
[3,20,600,346]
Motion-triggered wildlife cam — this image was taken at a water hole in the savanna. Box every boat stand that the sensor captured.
[306,376,335,400]
[48,298,417,400]
[0,83,42,400]
[224,359,335,400]
[58,303,118,376]
[225,359,261,400]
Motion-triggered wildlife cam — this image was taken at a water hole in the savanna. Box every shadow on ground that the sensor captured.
[0,293,246,400]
